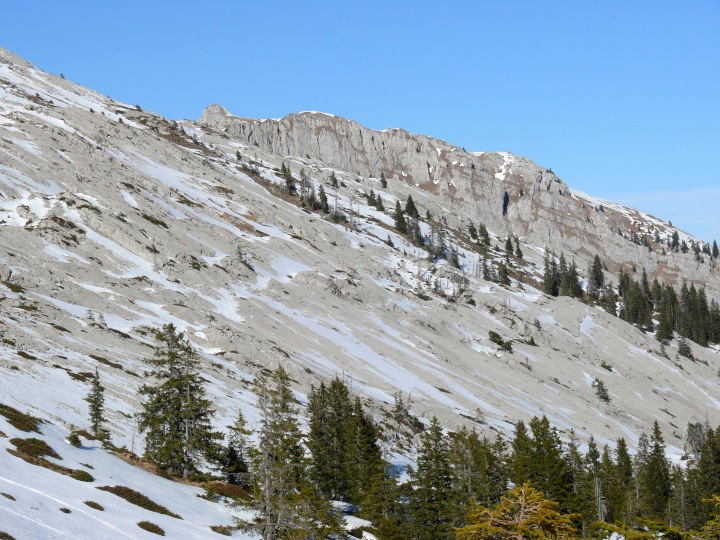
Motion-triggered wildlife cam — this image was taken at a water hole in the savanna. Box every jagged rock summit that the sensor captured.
[200,104,720,298]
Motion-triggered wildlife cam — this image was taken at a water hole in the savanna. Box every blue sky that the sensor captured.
[4,1,719,241]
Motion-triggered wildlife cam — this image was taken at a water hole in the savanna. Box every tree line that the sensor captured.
[85,323,720,539]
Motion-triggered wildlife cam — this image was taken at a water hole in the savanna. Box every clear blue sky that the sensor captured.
[4,1,719,241]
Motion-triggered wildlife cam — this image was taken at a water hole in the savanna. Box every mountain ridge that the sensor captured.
[1,47,719,537]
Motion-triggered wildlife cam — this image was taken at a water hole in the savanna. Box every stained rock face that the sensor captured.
[200,104,720,296]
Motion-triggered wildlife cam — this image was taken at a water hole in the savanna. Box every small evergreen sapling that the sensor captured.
[85,368,109,441]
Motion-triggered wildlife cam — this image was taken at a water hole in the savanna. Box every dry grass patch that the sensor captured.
[0,404,43,433]
[8,438,94,482]
[97,486,181,519]
[84,500,104,511]
[137,521,165,535]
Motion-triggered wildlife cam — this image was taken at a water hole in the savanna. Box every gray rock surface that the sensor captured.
[0,47,717,461]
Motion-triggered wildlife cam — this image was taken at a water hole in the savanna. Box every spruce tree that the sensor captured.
[138,324,220,478]
[639,422,671,520]
[409,417,457,539]
[307,378,353,501]
[393,201,407,233]
[504,237,513,261]
[252,367,313,538]
[380,171,388,188]
[588,255,604,299]
[404,195,419,218]
[713,240,719,259]
[85,368,108,441]
[223,411,251,488]
[468,222,478,241]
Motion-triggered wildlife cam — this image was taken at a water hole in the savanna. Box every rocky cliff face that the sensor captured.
[200,104,720,298]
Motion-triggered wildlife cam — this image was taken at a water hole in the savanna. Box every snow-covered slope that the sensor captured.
[1,46,718,537]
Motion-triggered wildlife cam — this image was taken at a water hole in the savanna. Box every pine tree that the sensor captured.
[468,222,478,241]
[85,368,108,441]
[448,428,507,510]
[409,417,457,539]
[138,324,221,478]
[514,238,523,259]
[405,195,419,218]
[588,255,604,299]
[375,193,385,211]
[456,483,578,540]
[318,185,329,213]
[639,422,671,520]
[393,201,407,233]
[345,396,387,511]
[380,171,388,188]
[252,367,318,539]
[330,171,338,188]
[223,411,251,488]
[505,237,513,261]
[713,240,719,259]
[307,378,353,501]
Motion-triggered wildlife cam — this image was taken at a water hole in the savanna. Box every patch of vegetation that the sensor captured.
[10,437,60,459]
[97,486,182,519]
[59,507,71,513]
[489,330,513,352]
[209,524,240,536]
[204,482,249,501]
[137,522,165,536]
[70,470,94,482]
[50,323,69,332]
[84,500,104,511]
[1,493,15,501]
[2,281,24,293]
[8,437,95,482]
[600,360,613,371]
[0,405,42,432]
[18,304,38,311]
[89,354,122,369]
[592,378,611,403]
[2,338,16,346]
[108,328,132,340]
[0,531,17,540]
[141,213,169,229]
[17,351,37,360]
[67,431,81,447]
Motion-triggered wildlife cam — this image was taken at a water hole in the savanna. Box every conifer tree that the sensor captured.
[318,185,329,213]
[223,411,251,488]
[514,238,523,259]
[456,483,578,540]
[639,422,671,520]
[504,237,513,261]
[713,240,719,259]
[85,368,108,441]
[253,367,333,539]
[448,428,508,510]
[138,324,221,478]
[380,171,388,188]
[393,201,407,233]
[588,255,604,299]
[375,193,385,211]
[405,195,419,218]
[409,417,457,539]
[307,378,353,501]
[468,222,478,241]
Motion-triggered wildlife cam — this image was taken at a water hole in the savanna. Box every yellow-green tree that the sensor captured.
[456,482,578,539]
[701,495,720,539]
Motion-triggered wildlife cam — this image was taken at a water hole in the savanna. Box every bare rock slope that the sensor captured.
[0,45,718,471]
